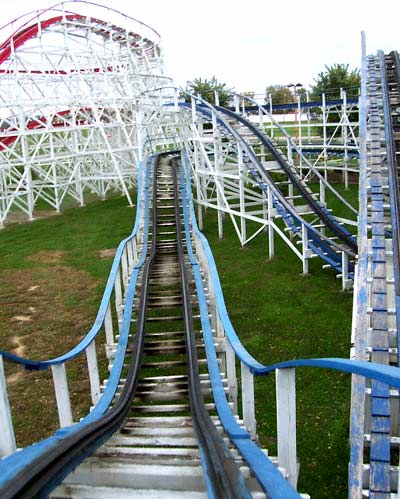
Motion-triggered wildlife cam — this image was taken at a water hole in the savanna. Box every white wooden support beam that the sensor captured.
[267,186,275,260]
[127,240,134,273]
[276,368,298,488]
[104,303,114,347]
[132,237,138,262]
[301,224,309,275]
[241,362,256,439]
[226,342,238,414]
[287,137,293,166]
[52,363,73,428]
[86,341,101,405]
[319,177,326,207]
[0,355,16,457]
[121,249,129,291]
[114,268,123,332]
[341,251,353,291]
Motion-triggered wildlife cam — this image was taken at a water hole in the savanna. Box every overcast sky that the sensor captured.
[4,0,400,95]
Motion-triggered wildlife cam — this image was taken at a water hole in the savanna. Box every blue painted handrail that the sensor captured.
[0,158,147,370]
[0,155,155,485]
[179,161,301,498]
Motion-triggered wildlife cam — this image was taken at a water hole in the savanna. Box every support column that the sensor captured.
[276,368,298,488]
[0,356,16,457]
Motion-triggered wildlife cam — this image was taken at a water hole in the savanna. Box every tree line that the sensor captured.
[184,64,361,106]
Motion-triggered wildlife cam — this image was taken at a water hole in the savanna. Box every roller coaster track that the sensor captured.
[349,48,400,498]
[214,105,358,252]
[181,101,356,283]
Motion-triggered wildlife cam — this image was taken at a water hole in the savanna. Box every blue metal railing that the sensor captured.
[0,157,148,370]
[179,158,301,498]
[0,154,155,485]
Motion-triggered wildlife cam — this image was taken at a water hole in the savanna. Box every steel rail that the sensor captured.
[0,152,255,498]
[0,2,161,41]
[172,158,252,499]
[215,105,358,252]
[0,5,160,66]
[179,157,301,498]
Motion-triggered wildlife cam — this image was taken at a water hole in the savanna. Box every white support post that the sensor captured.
[287,136,293,166]
[104,303,114,347]
[288,182,294,206]
[269,94,274,138]
[52,363,73,428]
[114,268,123,332]
[301,224,309,275]
[86,341,101,405]
[0,356,16,457]
[342,251,351,291]
[306,90,311,143]
[267,186,275,260]
[212,110,223,240]
[241,362,256,439]
[225,342,238,414]
[127,240,134,273]
[322,93,328,178]
[132,237,138,262]
[276,368,298,488]
[342,89,349,189]
[238,146,246,244]
[297,95,303,175]
[121,249,129,291]
[319,177,326,207]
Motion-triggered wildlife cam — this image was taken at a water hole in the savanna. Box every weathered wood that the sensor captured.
[0,355,16,456]
[52,363,73,428]
[86,340,101,405]
[241,362,256,439]
[276,368,298,488]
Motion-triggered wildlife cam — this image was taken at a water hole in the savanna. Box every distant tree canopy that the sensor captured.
[242,91,255,100]
[310,63,360,100]
[185,76,233,107]
[265,85,294,105]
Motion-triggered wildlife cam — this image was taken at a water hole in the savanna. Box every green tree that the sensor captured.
[242,91,255,100]
[185,76,233,107]
[310,63,360,100]
[265,85,294,105]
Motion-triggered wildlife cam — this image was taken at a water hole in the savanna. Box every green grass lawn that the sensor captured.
[0,193,137,444]
[0,182,354,497]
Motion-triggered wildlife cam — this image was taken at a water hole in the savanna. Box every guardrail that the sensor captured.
[0,154,153,459]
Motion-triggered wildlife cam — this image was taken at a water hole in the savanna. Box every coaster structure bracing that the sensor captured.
[0,3,400,498]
